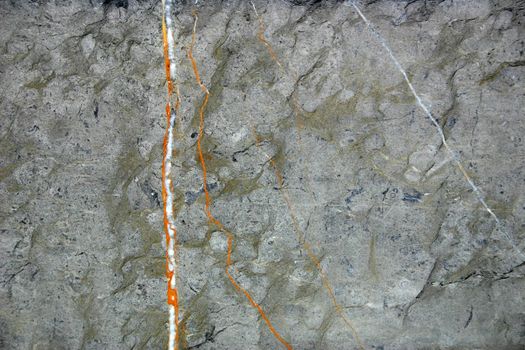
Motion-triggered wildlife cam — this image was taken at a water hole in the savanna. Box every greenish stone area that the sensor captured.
[1,1,524,349]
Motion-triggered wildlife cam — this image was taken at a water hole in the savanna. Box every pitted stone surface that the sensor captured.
[1,1,524,349]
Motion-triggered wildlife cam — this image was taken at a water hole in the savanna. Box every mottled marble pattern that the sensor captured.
[1,1,524,349]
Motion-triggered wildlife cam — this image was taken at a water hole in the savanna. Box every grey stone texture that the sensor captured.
[1,0,524,349]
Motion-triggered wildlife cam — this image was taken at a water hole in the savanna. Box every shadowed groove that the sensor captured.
[187,11,293,350]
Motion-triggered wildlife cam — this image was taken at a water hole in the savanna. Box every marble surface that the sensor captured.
[1,0,524,349]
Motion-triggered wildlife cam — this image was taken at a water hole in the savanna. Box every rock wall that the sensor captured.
[1,0,524,349]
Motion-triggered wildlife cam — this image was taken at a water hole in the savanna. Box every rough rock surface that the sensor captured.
[1,0,524,349]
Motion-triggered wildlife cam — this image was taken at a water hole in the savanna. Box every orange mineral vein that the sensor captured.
[161,1,181,349]
[249,1,316,204]
[187,12,293,350]
[253,131,365,350]
[249,4,365,349]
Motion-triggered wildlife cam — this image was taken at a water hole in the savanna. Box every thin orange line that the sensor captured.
[251,3,283,70]
[188,13,292,350]
[249,7,365,348]
[252,132,365,349]
[162,18,173,97]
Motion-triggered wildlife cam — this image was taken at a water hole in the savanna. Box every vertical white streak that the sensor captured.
[165,112,177,350]
[165,0,177,83]
[163,1,179,349]
[348,1,523,258]
[165,111,177,281]
[250,1,259,17]
[169,305,176,350]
